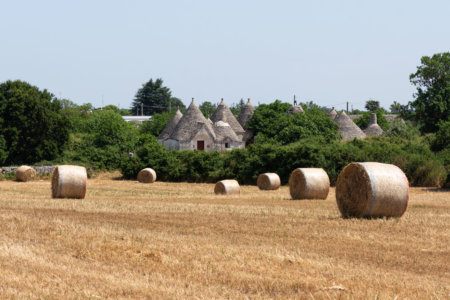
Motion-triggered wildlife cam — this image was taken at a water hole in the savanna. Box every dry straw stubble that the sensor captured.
[257,173,281,190]
[137,168,157,183]
[289,168,330,200]
[51,165,87,199]
[335,162,409,218]
[214,179,240,195]
[15,166,36,182]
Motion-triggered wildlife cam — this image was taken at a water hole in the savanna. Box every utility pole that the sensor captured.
[141,103,144,116]
[346,101,349,113]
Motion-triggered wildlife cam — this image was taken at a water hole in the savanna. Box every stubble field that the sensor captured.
[0,173,449,299]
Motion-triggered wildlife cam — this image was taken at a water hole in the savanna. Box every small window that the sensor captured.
[225,142,230,148]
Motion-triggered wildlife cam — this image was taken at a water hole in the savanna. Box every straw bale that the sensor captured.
[214,179,240,195]
[335,162,409,218]
[257,173,281,190]
[137,168,157,183]
[15,166,36,182]
[289,168,329,200]
[51,165,87,199]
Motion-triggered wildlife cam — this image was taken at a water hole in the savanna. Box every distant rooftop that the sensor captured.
[122,116,152,123]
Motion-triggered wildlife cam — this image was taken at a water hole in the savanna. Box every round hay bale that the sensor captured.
[137,168,157,183]
[336,162,409,218]
[51,165,87,199]
[289,168,330,200]
[214,179,240,195]
[15,166,36,182]
[257,173,280,190]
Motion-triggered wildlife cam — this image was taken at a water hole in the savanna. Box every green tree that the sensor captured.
[230,98,246,117]
[86,110,137,149]
[0,134,7,165]
[390,101,403,113]
[131,78,185,115]
[432,120,450,151]
[139,111,174,136]
[199,101,216,118]
[0,80,70,164]
[59,100,93,134]
[246,100,339,144]
[365,100,380,111]
[410,52,450,133]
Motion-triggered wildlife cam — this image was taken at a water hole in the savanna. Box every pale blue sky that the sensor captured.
[1,0,449,111]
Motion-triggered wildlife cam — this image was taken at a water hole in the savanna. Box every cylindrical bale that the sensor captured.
[137,168,157,183]
[51,165,87,199]
[289,168,330,200]
[257,173,281,190]
[15,166,36,182]
[214,179,240,195]
[336,162,409,218]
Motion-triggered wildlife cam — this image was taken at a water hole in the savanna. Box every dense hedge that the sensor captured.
[120,136,447,187]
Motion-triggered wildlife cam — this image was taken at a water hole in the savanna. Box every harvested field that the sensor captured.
[0,173,449,299]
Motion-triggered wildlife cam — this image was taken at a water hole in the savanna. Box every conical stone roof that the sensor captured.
[364,113,384,136]
[213,121,241,142]
[158,109,183,140]
[210,99,245,135]
[287,104,304,115]
[334,111,366,141]
[237,98,255,128]
[170,99,216,142]
[329,108,337,120]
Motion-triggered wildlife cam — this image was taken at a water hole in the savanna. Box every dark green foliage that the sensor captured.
[199,101,216,119]
[0,80,70,165]
[59,100,93,134]
[131,78,185,115]
[365,100,380,111]
[139,111,174,137]
[64,110,137,170]
[120,135,446,187]
[246,100,339,144]
[431,120,450,151]
[436,148,450,187]
[246,100,292,139]
[410,52,450,133]
[354,110,389,131]
[0,134,7,165]
[229,99,246,117]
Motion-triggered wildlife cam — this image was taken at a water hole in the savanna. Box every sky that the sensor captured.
[1,0,449,111]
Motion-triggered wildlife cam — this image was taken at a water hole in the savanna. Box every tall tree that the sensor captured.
[390,101,402,113]
[365,100,380,111]
[0,80,70,164]
[131,78,185,115]
[199,101,216,118]
[410,52,450,132]
[230,98,246,117]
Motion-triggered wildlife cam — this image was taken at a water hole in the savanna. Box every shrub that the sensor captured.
[119,134,446,187]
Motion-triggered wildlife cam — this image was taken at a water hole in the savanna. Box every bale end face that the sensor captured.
[257,173,280,190]
[214,180,240,195]
[15,166,36,182]
[137,168,157,183]
[336,162,409,218]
